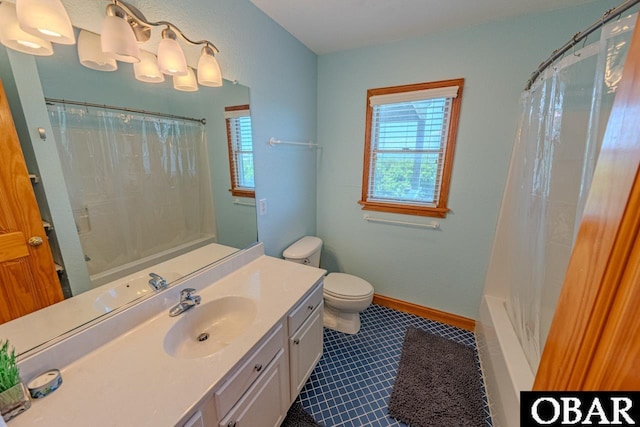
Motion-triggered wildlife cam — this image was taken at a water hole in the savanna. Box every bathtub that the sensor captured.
[476,295,534,427]
[89,235,217,287]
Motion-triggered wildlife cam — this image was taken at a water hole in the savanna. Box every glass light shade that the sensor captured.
[134,50,165,83]
[197,52,222,87]
[0,2,53,56]
[158,37,187,76]
[101,15,140,63]
[77,30,117,72]
[16,0,75,44]
[173,67,198,92]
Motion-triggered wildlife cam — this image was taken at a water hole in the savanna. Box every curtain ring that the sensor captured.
[571,32,582,57]
[573,39,586,57]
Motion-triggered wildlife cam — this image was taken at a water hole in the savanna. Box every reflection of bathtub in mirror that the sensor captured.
[92,272,182,313]
[0,243,239,357]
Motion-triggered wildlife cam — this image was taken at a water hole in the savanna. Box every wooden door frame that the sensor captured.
[534,14,640,390]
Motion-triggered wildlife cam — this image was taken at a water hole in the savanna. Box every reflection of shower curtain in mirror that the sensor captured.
[48,105,215,279]
[485,14,636,373]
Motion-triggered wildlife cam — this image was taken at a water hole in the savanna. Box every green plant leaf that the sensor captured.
[0,340,20,393]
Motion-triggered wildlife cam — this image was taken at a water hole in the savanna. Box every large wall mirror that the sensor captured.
[0,32,258,355]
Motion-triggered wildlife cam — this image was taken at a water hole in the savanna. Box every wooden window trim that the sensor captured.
[225,104,255,198]
[358,79,464,218]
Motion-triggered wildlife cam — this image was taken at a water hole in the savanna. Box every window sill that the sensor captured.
[358,200,449,218]
[229,189,255,198]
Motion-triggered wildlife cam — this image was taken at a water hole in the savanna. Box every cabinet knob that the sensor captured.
[28,236,43,247]
[294,339,300,345]
[254,363,262,372]
[307,304,314,310]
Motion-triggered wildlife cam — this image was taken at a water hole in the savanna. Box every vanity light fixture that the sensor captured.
[0,2,53,56]
[100,0,222,87]
[78,30,117,72]
[173,67,198,92]
[197,45,222,87]
[157,27,187,76]
[15,0,75,45]
[0,0,223,91]
[134,50,164,83]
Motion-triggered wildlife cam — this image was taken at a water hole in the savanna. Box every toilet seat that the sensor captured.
[324,273,374,300]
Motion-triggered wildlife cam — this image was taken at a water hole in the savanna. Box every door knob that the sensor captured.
[28,236,43,247]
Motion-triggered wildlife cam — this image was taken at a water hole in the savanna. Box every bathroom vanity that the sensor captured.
[9,243,325,427]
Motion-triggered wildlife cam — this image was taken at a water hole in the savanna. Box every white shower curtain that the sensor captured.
[485,13,636,373]
[48,104,215,281]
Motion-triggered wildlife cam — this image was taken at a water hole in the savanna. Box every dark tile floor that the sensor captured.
[296,304,492,426]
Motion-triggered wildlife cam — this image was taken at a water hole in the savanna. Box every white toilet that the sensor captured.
[283,236,374,334]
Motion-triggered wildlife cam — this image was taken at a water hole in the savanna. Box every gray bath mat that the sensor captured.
[281,402,323,427]
[387,327,485,427]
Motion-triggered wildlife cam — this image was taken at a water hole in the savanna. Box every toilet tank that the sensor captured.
[283,236,322,267]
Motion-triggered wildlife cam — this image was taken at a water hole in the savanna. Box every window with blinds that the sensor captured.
[225,105,255,198]
[359,79,464,218]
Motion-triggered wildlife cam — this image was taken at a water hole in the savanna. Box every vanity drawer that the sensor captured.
[214,323,284,418]
[288,280,323,334]
[218,349,288,427]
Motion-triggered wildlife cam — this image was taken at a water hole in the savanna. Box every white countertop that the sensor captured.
[9,255,325,427]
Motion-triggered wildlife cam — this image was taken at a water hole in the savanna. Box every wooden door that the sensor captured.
[534,14,640,390]
[0,78,63,324]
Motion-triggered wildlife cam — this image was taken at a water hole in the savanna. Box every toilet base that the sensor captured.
[323,304,365,334]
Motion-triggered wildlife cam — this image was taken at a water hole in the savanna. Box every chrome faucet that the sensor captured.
[169,288,201,317]
[148,272,168,291]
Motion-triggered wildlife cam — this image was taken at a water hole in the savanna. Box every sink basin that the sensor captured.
[163,296,258,359]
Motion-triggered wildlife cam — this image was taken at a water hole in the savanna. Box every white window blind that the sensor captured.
[224,108,250,119]
[227,112,254,190]
[367,95,453,206]
[369,85,459,106]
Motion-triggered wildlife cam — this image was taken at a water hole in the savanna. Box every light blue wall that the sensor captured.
[316,1,619,319]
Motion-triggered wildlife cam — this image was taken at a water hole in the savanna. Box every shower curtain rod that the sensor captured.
[525,0,639,91]
[45,98,207,125]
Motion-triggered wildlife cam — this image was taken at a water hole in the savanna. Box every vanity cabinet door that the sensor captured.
[219,349,288,427]
[289,303,323,399]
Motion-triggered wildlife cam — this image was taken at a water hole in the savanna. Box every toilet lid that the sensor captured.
[324,273,373,299]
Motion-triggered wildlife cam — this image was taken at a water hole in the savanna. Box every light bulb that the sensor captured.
[16,0,75,45]
[101,13,140,63]
[0,2,53,56]
[197,46,222,87]
[78,30,117,71]
[173,67,198,92]
[158,28,187,76]
[134,50,165,83]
